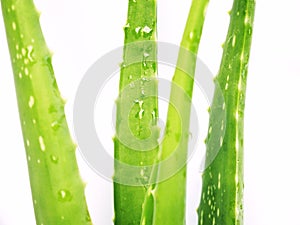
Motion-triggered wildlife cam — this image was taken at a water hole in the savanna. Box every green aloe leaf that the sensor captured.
[1,0,92,224]
[141,0,209,224]
[198,0,255,224]
[113,0,158,224]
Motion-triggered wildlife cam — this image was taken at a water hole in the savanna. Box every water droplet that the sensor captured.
[142,26,153,38]
[134,26,142,38]
[27,45,35,62]
[220,136,223,146]
[129,82,135,88]
[39,136,46,151]
[124,23,130,30]
[136,109,145,119]
[142,61,148,69]
[140,169,145,176]
[57,189,72,202]
[240,53,245,62]
[138,100,144,108]
[24,68,29,76]
[28,96,35,108]
[44,55,54,75]
[51,121,60,131]
[12,22,16,30]
[21,48,26,56]
[142,77,150,82]
[152,108,158,122]
[248,27,253,35]
[50,155,58,164]
[225,82,229,90]
[120,62,126,68]
[189,32,194,40]
[26,139,30,147]
[86,213,91,222]
[232,35,236,47]
[151,111,157,124]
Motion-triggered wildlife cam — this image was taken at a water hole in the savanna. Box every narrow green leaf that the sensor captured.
[1,1,92,224]
[198,0,255,224]
[141,1,209,224]
[114,0,158,224]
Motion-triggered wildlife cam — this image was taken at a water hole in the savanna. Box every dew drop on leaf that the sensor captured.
[57,189,72,202]
[248,27,252,35]
[142,26,153,38]
[129,82,135,88]
[27,45,35,62]
[39,136,46,151]
[134,27,142,39]
[21,48,27,56]
[50,155,58,164]
[24,67,29,76]
[12,22,16,30]
[124,23,130,31]
[189,31,194,40]
[86,212,91,222]
[51,121,60,131]
[143,52,150,58]
[44,55,54,75]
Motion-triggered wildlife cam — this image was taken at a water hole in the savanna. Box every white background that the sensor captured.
[0,0,300,224]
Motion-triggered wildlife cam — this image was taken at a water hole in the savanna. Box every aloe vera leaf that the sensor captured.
[1,1,92,224]
[197,0,255,224]
[140,1,209,224]
[113,0,158,224]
